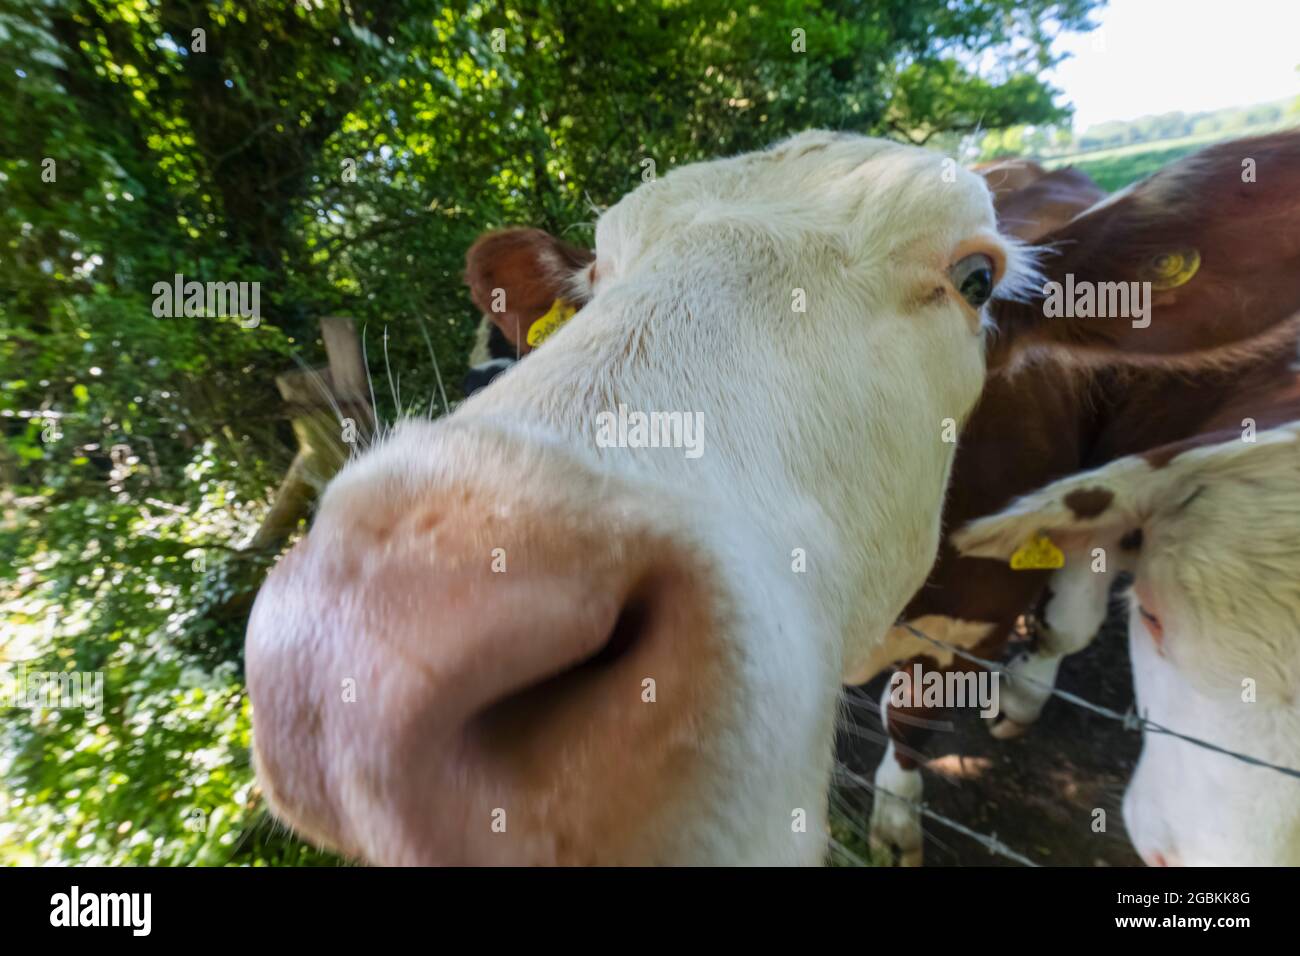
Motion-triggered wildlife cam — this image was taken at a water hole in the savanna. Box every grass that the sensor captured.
[1038,122,1298,192]
[1054,142,1206,192]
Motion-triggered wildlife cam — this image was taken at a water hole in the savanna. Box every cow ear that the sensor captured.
[974,158,1048,200]
[463,228,594,354]
[956,421,1300,561]
[990,131,1300,367]
[953,455,1157,562]
[985,166,1105,242]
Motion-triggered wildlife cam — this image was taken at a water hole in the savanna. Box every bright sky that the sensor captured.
[1046,0,1300,132]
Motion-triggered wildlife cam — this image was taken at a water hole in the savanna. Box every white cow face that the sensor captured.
[956,422,1300,866]
[1120,430,1300,867]
[246,131,1029,865]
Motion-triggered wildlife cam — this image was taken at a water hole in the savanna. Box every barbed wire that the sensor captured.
[895,620,1300,782]
[834,764,1041,867]
[839,617,1300,868]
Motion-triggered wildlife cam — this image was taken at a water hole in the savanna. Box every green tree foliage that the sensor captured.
[0,0,1099,864]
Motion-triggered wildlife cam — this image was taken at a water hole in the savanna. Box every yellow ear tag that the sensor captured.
[526,299,577,347]
[1009,534,1065,570]
[1140,248,1201,291]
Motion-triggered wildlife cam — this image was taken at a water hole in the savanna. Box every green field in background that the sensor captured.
[1049,141,1205,191]
[1042,122,1297,192]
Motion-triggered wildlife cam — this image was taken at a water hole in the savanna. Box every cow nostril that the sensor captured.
[468,581,661,737]
[584,594,652,668]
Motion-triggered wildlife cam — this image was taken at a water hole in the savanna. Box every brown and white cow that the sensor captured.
[245,130,1298,865]
[955,420,1300,865]
[460,229,595,396]
[865,131,1300,865]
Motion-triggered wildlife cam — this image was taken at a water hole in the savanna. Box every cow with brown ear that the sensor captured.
[866,130,1300,867]
[953,420,1300,866]
[245,130,1300,866]
[988,132,1300,366]
[460,228,594,396]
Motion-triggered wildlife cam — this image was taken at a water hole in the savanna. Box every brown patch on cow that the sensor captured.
[1130,360,1300,469]
[899,361,1087,647]
[884,654,945,771]
[1063,487,1114,518]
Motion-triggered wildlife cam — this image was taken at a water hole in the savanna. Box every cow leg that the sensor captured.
[867,665,938,867]
[989,545,1117,737]
[869,739,923,866]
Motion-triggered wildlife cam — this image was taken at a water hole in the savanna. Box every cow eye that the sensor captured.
[949,253,995,308]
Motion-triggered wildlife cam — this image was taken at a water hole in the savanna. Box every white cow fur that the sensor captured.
[957,421,1300,865]
[263,131,1033,865]
[462,132,1031,863]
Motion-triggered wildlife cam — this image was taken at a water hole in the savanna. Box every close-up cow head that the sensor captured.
[245,129,1300,865]
[987,132,1300,369]
[248,131,1024,865]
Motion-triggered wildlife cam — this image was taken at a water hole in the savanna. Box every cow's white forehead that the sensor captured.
[1154,430,1300,644]
[594,130,997,275]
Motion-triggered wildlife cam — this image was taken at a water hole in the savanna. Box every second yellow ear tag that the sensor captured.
[526,299,577,347]
[1141,248,1201,291]
[1010,534,1065,570]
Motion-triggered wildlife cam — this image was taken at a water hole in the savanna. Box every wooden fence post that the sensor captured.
[245,317,374,551]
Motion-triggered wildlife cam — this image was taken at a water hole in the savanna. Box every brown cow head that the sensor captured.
[988,131,1300,370]
[464,227,595,355]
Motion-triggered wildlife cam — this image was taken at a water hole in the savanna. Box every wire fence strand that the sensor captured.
[839,618,1300,868]
[895,620,1300,782]
[834,765,1042,867]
